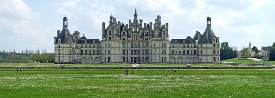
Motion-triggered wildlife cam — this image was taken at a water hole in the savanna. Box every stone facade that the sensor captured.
[54,10,220,64]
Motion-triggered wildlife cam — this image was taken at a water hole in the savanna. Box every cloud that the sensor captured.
[1,0,275,52]
[50,0,275,50]
[0,0,51,51]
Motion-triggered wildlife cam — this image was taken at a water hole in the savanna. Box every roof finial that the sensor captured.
[135,8,137,14]
[207,17,211,27]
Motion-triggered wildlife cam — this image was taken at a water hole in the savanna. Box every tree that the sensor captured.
[240,48,253,59]
[269,43,275,60]
[252,46,259,53]
[220,42,238,60]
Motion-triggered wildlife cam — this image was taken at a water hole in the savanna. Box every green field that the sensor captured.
[1,69,275,98]
[0,63,228,67]
[223,58,275,65]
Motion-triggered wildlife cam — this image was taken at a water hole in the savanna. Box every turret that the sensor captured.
[207,17,211,27]
[157,15,161,26]
[109,15,113,24]
[63,17,68,30]
[102,22,106,38]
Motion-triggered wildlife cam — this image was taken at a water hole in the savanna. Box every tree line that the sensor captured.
[0,51,55,63]
[221,42,275,61]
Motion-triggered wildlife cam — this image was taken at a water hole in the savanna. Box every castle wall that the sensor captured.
[54,11,220,64]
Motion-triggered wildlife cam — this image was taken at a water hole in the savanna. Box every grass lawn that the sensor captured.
[0,63,228,67]
[266,61,275,65]
[223,58,257,65]
[223,58,275,66]
[0,69,275,98]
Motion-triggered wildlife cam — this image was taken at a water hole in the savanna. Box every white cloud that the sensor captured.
[1,0,275,52]
[0,0,50,51]
[51,0,275,50]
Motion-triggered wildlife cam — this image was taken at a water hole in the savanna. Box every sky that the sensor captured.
[0,0,275,52]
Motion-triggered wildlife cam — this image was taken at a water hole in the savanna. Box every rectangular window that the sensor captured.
[123,43,126,48]
[172,50,174,55]
[123,57,125,62]
[97,50,100,55]
[108,50,111,55]
[123,50,126,55]
[108,57,111,62]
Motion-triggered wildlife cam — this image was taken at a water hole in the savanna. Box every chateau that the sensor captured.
[54,10,220,64]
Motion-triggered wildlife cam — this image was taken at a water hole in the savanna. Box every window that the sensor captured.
[187,50,190,55]
[108,50,111,55]
[163,43,166,47]
[145,50,149,55]
[108,57,111,62]
[123,57,125,62]
[213,50,216,54]
[97,50,100,55]
[137,50,140,55]
[162,57,167,62]
[123,50,126,55]
[162,49,166,54]
[172,50,174,55]
[194,50,197,55]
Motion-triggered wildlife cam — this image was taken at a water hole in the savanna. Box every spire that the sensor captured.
[134,8,137,21]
